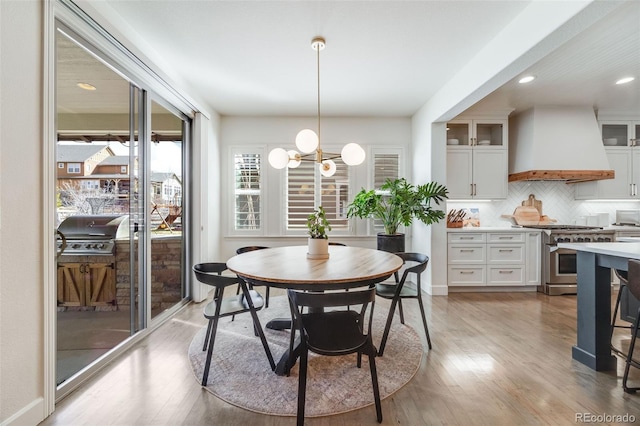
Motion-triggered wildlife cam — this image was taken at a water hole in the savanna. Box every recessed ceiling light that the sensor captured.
[518,75,536,84]
[616,77,635,85]
[77,82,96,91]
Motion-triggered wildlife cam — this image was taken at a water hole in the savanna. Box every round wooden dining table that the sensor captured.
[226,245,403,374]
[227,245,403,290]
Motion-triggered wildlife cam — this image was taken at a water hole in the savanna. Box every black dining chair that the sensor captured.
[376,252,431,356]
[620,259,640,393]
[287,288,382,425]
[236,246,271,308]
[193,262,275,386]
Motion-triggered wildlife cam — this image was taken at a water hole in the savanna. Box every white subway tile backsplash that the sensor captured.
[447,181,640,227]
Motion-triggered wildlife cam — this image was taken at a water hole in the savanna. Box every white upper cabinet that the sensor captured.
[576,120,640,199]
[446,118,508,199]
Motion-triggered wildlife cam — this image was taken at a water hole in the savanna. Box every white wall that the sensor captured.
[218,116,411,260]
[0,1,46,424]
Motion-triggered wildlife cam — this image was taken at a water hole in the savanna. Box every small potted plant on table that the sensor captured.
[347,178,448,253]
[306,206,331,259]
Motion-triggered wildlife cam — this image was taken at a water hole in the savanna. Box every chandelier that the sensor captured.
[268,37,365,177]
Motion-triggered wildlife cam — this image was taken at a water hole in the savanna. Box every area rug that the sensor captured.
[188,296,424,417]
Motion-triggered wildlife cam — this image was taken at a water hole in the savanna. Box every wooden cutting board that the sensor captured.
[501,206,541,225]
[521,194,542,215]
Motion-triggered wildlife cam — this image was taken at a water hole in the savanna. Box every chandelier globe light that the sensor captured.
[268,37,365,177]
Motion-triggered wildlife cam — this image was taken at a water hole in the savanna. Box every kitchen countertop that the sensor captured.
[446,226,542,232]
[557,242,640,259]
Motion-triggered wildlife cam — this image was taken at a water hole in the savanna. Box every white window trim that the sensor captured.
[228,146,265,236]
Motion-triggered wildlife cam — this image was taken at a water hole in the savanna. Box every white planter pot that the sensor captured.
[307,238,329,259]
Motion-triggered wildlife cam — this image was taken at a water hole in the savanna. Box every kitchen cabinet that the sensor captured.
[57,261,116,307]
[446,118,508,199]
[575,120,640,199]
[448,230,541,288]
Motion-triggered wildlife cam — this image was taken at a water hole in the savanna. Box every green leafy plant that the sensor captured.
[306,206,332,239]
[346,178,448,235]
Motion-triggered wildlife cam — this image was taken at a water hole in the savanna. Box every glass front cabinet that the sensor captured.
[446,118,508,199]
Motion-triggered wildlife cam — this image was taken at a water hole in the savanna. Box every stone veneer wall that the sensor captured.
[115,236,183,312]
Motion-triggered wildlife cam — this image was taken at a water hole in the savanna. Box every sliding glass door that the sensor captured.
[54,25,189,392]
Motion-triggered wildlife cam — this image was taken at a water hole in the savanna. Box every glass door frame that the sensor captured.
[49,2,195,403]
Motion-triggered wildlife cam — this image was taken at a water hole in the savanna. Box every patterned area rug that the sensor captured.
[188,295,424,417]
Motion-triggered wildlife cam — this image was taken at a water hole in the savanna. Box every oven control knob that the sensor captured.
[584,237,591,242]
[576,237,584,242]
[97,243,105,249]
[605,237,612,242]
[72,243,81,249]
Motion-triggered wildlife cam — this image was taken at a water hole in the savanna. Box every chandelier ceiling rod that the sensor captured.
[267,36,365,177]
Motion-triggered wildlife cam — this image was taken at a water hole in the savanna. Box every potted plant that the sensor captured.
[346,178,448,252]
[306,205,332,259]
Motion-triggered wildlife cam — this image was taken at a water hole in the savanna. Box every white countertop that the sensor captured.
[557,242,640,260]
[446,226,541,232]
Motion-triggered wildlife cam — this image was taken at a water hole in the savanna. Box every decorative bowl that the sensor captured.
[447,138,459,145]
[477,140,491,145]
[603,138,617,146]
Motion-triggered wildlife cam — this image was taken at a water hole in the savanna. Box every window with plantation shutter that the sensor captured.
[374,153,399,189]
[286,160,316,230]
[286,156,350,230]
[373,152,400,232]
[233,152,261,230]
[320,157,349,229]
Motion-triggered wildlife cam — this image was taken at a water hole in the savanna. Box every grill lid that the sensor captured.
[57,214,129,240]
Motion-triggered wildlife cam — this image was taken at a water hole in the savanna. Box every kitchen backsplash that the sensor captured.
[447,181,640,227]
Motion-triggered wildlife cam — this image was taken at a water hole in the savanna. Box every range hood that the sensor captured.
[508,106,614,183]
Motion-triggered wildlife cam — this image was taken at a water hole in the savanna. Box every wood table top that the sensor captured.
[226,245,403,290]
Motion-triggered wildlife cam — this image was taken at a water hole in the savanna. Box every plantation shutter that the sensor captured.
[286,160,315,230]
[373,153,399,231]
[320,157,349,229]
[233,153,261,230]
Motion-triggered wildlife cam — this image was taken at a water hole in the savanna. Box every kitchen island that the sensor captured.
[557,241,640,371]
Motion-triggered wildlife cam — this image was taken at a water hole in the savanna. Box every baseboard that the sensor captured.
[1,397,45,426]
[448,286,537,293]
[426,284,448,296]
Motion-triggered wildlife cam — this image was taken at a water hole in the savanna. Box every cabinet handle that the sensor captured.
[460,249,475,252]
[470,183,474,196]
[460,271,474,274]
[459,237,474,240]
[498,236,513,240]
[498,249,513,252]
[498,270,513,274]
[473,183,477,196]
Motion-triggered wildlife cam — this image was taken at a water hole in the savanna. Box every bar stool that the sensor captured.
[611,269,632,356]
[621,260,640,393]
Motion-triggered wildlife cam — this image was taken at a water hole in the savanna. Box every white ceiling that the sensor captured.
[63,0,639,118]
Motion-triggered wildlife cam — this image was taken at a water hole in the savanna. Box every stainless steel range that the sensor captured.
[56,214,129,308]
[522,224,615,295]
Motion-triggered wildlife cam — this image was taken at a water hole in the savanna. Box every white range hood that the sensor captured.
[508,106,614,183]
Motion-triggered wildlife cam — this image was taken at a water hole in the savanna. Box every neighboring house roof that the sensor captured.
[98,155,130,166]
[57,144,114,162]
[151,172,181,184]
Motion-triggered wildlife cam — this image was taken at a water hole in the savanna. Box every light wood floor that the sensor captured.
[41,289,640,425]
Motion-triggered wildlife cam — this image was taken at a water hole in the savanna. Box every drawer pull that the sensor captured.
[460,249,475,252]
[498,270,513,274]
[459,237,474,240]
[498,249,513,252]
[460,271,474,274]
[498,236,513,240]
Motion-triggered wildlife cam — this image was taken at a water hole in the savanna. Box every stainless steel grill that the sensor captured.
[57,214,129,256]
